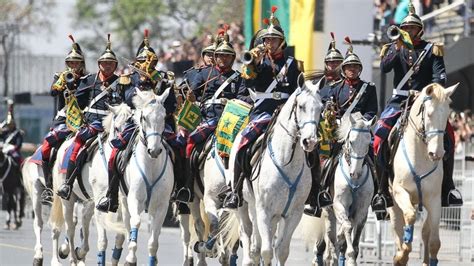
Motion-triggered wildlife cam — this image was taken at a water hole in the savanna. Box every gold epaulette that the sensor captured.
[379,43,391,58]
[241,64,257,80]
[432,42,444,57]
[119,74,131,85]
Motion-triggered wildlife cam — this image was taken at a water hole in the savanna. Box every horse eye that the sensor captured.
[299,105,306,112]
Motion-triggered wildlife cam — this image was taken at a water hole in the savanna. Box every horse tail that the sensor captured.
[96,198,127,235]
[296,214,326,250]
[49,192,65,229]
[216,210,240,254]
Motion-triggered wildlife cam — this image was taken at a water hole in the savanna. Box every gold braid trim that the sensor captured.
[432,42,444,57]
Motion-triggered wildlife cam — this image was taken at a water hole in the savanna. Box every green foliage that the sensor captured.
[73,0,244,59]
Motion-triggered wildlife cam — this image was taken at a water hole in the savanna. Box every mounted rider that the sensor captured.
[173,24,248,205]
[96,29,178,213]
[222,6,318,209]
[304,36,379,217]
[372,2,462,214]
[40,35,87,205]
[57,34,123,200]
[0,99,23,166]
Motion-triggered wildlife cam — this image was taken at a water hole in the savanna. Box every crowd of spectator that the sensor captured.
[155,21,246,74]
[450,109,473,153]
[373,0,464,34]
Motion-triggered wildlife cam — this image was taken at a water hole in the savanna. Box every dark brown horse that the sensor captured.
[0,150,25,230]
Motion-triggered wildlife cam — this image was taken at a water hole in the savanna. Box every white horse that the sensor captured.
[330,112,375,266]
[49,102,132,265]
[389,83,457,266]
[221,81,323,265]
[178,136,240,266]
[23,144,77,265]
[119,89,174,265]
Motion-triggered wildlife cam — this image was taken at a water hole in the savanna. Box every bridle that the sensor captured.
[138,100,164,148]
[408,96,445,144]
[341,127,371,167]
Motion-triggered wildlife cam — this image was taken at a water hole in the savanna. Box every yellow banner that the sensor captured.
[289,0,315,70]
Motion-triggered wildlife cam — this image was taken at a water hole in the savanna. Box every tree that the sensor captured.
[0,0,55,97]
[73,0,244,60]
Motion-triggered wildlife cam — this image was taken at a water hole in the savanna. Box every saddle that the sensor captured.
[189,135,214,194]
[76,132,108,173]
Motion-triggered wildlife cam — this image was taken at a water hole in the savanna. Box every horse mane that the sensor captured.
[102,103,132,134]
[337,112,366,142]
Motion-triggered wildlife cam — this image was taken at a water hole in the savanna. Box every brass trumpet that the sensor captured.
[387,25,401,41]
[242,44,269,65]
[64,70,75,84]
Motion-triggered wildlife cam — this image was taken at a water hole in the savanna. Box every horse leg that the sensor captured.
[76,201,94,262]
[256,208,277,266]
[333,194,354,266]
[392,186,416,265]
[50,224,63,266]
[424,199,441,266]
[275,212,301,265]
[62,198,78,265]
[421,211,431,265]
[125,194,144,265]
[324,208,338,265]
[189,199,207,266]
[237,203,253,266]
[147,200,169,266]
[95,213,108,266]
[390,198,408,266]
[177,209,193,266]
[248,201,262,265]
[32,185,44,264]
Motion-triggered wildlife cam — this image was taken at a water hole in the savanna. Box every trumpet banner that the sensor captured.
[177,100,202,132]
[66,95,83,132]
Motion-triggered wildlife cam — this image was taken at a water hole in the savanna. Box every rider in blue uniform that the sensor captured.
[372,2,462,213]
[174,25,247,204]
[96,30,178,212]
[57,34,123,200]
[40,35,87,205]
[222,7,324,209]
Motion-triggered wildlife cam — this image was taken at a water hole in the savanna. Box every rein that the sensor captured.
[403,95,443,212]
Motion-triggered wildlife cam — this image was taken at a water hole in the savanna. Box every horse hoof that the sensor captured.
[33,257,43,266]
[59,244,70,259]
[189,257,194,266]
[75,247,84,260]
[124,261,137,266]
[193,242,203,253]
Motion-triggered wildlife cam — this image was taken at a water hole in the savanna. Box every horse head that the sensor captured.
[133,88,170,158]
[410,83,458,161]
[338,112,375,178]
[103,103,133,138]
[292,73,324,152]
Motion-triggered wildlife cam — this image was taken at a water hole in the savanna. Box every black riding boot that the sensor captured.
[176,157,193,203]
[223,152,245,209]
[304,151,332,217]
[441,152,463,207]
[57,160,77,200]
[40,159,53,205]
[96,166,120,213]
[371,143,393,214]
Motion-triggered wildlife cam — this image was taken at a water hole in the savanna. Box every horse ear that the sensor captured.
[106,103,117,114]
[367,115,377,127]
[349,113,356,125]
[444,82,459,98]
[157,87,171,104]
[425,84,434,96]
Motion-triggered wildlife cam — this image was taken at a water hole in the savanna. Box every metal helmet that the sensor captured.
[98,34,118,63]
[65,35,84,62]
[324,32,344,63]
[341,36,363,71]
[201,35,216,57]
[400,1,424,34]
[136,29,158,62]
[0,99,15,129]
[260,6,287,48]
[214,24,236,56]
[249,28,266,49]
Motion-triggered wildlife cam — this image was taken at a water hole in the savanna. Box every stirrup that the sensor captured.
[446,189,463,207]
[371,194,388,212]
[57,184,72,200]
[303,204,322,217]
[40,188,53,205]
[96,197,112,213]
[223,193,240,209]
[175,187,191,204]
